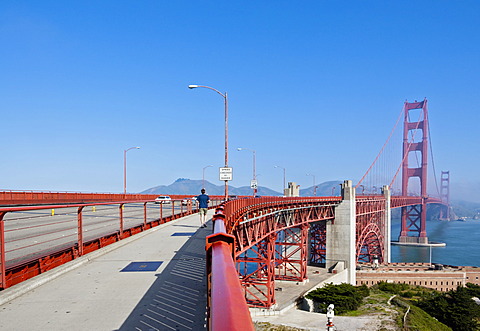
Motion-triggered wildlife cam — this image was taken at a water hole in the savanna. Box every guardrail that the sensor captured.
[0,198,221,289]
[206,205,254,331]
[0,191,157,205]
[0,190,226,206]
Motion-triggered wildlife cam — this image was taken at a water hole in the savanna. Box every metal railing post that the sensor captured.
[143,202,147,228]
[0,212,6,288]
[77,206,84,256]
[119,204,124,238]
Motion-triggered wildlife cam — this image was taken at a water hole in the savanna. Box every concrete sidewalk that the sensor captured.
[0,210,215,331]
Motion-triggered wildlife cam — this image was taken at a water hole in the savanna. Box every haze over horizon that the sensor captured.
[1,2,479,203]
[139,177,480,204]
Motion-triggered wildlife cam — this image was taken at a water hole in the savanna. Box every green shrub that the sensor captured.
[416,286,480,330]
[406,303,452,331]
[305,283,369,315]
[377,281,408,294]
[401,290,415,298]
[356,284,370,298]
[466,282,480,298]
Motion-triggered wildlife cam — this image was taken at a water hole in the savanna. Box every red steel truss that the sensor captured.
[236,234,277,307]
[356,197,386,264]
[224,195,444,307]
[275,224,309,281]
[309,221,327,265]
[224,197,339,307]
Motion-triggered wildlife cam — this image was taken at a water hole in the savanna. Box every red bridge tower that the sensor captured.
[399,99,429,244]
[439,171,451,220]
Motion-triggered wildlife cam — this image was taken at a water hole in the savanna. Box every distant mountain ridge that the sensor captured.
[140,179,479,218]
[140,178,343,197]
[141,178,282,196]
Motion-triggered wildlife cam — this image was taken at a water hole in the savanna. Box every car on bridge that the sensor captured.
[155,196,172,204]
[182,197,197,206]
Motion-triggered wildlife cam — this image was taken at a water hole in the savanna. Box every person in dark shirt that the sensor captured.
[196,188,210,228]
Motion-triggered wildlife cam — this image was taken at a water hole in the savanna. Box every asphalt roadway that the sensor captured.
[3,202,201,267]
[0,209,213,330]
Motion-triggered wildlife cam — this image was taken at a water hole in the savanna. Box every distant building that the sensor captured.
[284,182,300,197]
[356,262,480,292]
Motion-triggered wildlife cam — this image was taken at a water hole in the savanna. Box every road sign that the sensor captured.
[219,167,233,181]
[250,180,258,189]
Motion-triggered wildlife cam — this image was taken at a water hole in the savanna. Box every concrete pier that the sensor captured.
[326,180,356,285]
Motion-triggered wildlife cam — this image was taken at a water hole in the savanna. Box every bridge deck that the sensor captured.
[0,211,213,330]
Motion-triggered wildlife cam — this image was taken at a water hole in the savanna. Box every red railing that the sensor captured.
[0,198,221,289]
[390,196,444,209]
[206,205,254,331]
[205,197,343,329]
[0,190,224,206]
[224,196,342,233]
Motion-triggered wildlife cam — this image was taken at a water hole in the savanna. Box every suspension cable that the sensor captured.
[428,119,441,197]
[356,106,404,189]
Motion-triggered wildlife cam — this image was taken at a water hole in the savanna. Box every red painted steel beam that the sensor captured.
[207,208,254,330]
[0,191,225,206]
[0,212,6,288]
[210,240,254,331]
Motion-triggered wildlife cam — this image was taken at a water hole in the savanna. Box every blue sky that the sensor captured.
[1,1,479,198]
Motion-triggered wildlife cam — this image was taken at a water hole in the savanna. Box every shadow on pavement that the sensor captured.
[118,225,210,331]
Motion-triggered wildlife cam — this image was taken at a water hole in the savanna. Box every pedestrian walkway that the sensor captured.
[0,210,215,331]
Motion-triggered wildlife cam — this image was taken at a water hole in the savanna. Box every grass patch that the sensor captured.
[406,304,452,331]
[254,322,308,331]
[303,283,453,330]
[342,310,364,316]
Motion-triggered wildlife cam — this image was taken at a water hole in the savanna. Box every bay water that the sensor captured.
[390,217,480,267]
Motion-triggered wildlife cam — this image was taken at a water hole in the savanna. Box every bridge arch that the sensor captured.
[356,222,384,263]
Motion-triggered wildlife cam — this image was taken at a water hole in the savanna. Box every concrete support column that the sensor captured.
[382,185,391,263]
[326,180,356,285]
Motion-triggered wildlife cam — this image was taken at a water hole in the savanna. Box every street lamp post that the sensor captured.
[189,84,229,200]
[124,146,140,195]
[274,165,286,195]
[202,165,213,189]
[306,173,316,196]
[238,147,257,196]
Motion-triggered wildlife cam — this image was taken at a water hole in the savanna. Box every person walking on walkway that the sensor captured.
[196,188,210,228]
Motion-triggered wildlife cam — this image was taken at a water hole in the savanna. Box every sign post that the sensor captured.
[250,179,258,197]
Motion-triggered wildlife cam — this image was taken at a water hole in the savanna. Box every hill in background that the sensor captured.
[140,178,282,196]
[140,178,343,197]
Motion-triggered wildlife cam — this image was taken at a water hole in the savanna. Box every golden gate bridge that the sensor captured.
[0,99,450,329]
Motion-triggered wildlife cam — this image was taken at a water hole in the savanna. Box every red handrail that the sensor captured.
[0,190,225,206]
[206,207,254,331]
